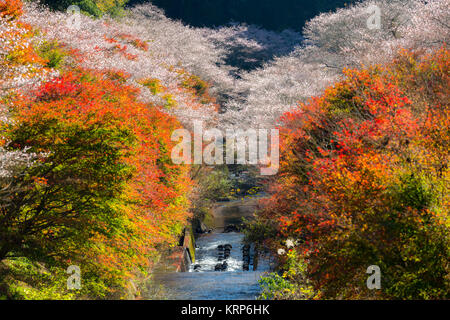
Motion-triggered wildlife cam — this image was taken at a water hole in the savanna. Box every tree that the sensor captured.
[255,47,449,299]
[1,67,193,296]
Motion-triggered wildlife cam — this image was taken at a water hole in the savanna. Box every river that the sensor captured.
[151,198,275,300]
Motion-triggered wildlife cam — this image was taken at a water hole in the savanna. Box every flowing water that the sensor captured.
[151,198,275,300]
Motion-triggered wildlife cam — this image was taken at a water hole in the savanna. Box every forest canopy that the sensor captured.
[38,0,355,30]
[1,0,448,300]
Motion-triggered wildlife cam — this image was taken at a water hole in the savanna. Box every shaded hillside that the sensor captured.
[128,0,355,31]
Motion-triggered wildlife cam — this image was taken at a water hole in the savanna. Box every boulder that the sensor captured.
[193,264,201,271]
[214,262,228,271]
[195,220,212,234]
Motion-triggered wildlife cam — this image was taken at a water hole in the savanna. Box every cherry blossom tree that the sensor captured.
[22,3,229,128]
[1,1,53,195]
[221,0,449,129]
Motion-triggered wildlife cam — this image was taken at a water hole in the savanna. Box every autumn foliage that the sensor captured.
[0,0,205,298]
[258,47,449,299]
[0,0,23,19]
[1,67,193,296]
